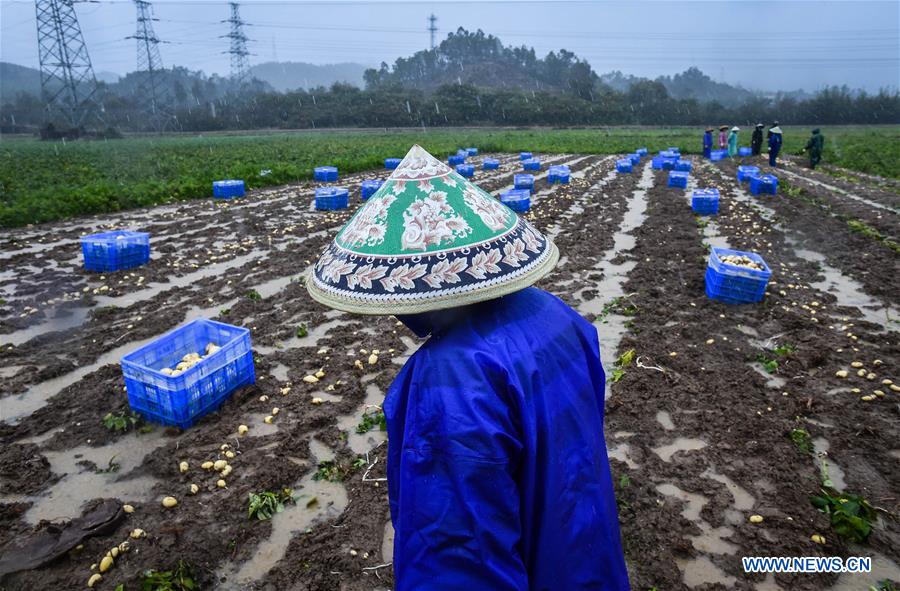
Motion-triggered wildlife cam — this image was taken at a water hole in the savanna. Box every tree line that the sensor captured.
[2,79,897,135]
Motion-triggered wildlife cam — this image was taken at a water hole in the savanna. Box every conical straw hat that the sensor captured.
[306,144,558,315]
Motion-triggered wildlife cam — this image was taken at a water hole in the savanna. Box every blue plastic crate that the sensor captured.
[456,164,475,178]
[121,319,254,429]
[737,166,761,183]
[547,165,570,184]
[385,158,401,170]
[81,230,150,273]
[651,157,665,170]
[636,148,648,156]
[465,147,478,156]
[500,189,531,212]
[314,166,338,182]
[315,187,349,210]
[514,174,535,190]
[691,189,720,215]
[705,248,772,304]
[668,147,680,154]
[659,150,678,159]
[456,149,468,157]
[523,158,541,171]
[749,174,778,196]
[519,152,533,161]
[738,147,752,157]
[662,158,678,171]
[675,160,693,172]
[482,157,500,170]
[213,179,245,199]
[616,159,633,173]
[668,171,689,188]
[360,179,384,201]
[710,150,728,162]
[448,154,465,166]
[628,153,640,165]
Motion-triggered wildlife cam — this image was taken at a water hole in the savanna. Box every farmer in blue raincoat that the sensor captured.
[703,127,713,158]
[768,124,783,167]
[308,144,631,591]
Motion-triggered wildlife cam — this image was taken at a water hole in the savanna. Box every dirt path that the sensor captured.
[0,153,897,591]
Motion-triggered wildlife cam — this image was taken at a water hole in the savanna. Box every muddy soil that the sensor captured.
[606,160,898,590]
[710,158,898,306]
[780,155,900,204]
[1,152,897,591]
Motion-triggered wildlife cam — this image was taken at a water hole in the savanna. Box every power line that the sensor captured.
[34,0,104,128]
[222,2,251,82]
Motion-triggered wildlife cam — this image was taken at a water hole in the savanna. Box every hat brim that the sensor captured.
[306,239,559,315]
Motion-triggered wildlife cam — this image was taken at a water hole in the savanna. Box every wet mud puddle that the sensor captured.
[216,438,349,589]
[575,162,653,398]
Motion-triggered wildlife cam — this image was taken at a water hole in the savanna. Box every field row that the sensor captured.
[0,151,897,590]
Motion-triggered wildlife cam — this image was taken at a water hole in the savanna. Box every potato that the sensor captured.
[213,460,228,471]
[225,450,235,459]
[860,395,876,402]
[891,384,900,392]
[162,496,178,508]
[238,424,249,435]
[810,534,826,544]
[315,369,325,378]
[110,547,119,558]
[354,360,364,370]
[122,504,134,514]
[302,375,319,384]
[117,541,130,553]
[264,415,274,424]
[260,395,270,402]
[221,465,233,478]
[749,515,764,524]
[850,361,863,368]
[856,369,867,377]
[217,479,227,488]
[99,555,114,573]
[271,407,280,415]
[87,573,103,588]
[179,461,189,473]
[130,528,146,539]
[873,390,885,397]
[835,370,848,378]
[368,353,378,365]
[189,483,199,495]
[201,461,214,470]
[866,372,876,380]
[311,397,324,405]
[882,379,893,386]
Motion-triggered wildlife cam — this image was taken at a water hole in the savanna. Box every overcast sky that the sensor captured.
[1,0,898,93]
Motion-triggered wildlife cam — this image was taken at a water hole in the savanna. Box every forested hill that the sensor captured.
[364,28,758,106]
[363,28,597,98]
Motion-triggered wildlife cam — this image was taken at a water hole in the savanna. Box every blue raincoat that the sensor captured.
[703,130,713,158]
[385,287,630,591]
[768,126,783,167]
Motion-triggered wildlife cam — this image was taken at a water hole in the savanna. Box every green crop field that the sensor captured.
[1,126,896,228]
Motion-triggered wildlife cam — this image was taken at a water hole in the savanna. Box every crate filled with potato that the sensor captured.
[121,318,255,429]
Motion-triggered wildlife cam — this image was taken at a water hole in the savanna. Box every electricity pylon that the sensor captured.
[223,3,251,83]
[128,0,169,130]
[428,14,438,50]
[34,0,103,128]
